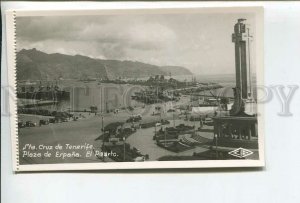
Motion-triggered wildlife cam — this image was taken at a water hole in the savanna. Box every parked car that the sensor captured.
[155,123,162,127]
[18,121,25,128]
[39,119,49,126]
[61,117,68,122]
[189,116,202,121]
[134,156,145,162]
[167,109,176,112]
[204,118,213,126]
[25,121,36,127]
[49,118,56,123]
[176,124,194,131]
[126,114,142,123]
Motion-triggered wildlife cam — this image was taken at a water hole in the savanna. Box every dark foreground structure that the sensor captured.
[212,19,259,159]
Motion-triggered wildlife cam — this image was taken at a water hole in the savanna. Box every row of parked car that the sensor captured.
[18,115,73,128]
[18,121,37,128]
[126,114,142,123]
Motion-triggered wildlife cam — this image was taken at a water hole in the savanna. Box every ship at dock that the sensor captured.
[17,81,70,101]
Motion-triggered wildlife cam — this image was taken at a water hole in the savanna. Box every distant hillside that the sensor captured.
[16,49,192,81]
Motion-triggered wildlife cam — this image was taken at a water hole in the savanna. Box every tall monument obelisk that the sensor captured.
[230,18,256,116]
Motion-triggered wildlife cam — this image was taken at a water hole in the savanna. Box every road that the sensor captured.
[126,119,211,161]
[18,95,211,164]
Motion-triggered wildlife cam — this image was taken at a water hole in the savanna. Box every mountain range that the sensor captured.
[16,49,192,81]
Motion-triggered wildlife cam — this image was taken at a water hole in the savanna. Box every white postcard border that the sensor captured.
[5,7,265,171]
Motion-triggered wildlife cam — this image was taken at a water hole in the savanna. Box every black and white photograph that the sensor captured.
[5,2,300,203]
[7,7,264,171]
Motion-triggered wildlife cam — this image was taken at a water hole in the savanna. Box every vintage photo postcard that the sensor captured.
[5,7,264,171]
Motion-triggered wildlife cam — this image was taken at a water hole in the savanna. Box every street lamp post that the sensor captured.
[193,116,196,134]
[101,116,105,162]
[123,136,126,162]
[172,87,176,128]
[173,112,175,128]
[215,133,218,159]
[164,127,167,147]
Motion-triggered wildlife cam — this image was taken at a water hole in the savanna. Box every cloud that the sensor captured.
[16,13,256,74]
[17,17,77,42]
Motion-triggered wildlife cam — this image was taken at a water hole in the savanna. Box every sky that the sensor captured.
[16,12,255,75]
